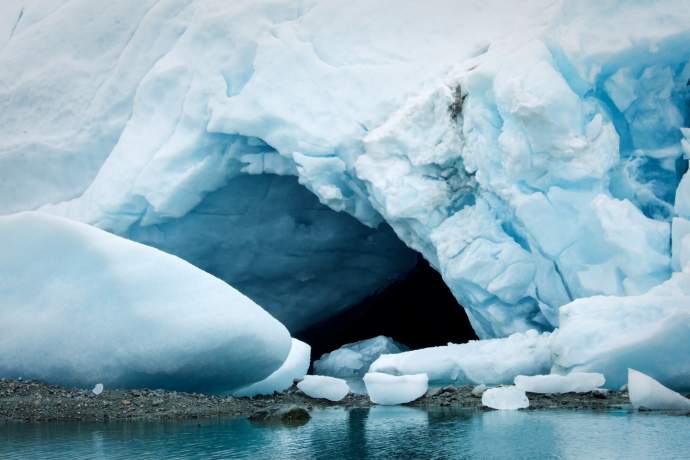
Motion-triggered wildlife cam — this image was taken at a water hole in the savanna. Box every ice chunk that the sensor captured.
[363,372,428,405]
[481,386,529,410]
[233,339,311,397]
[314,336,408,380]
[297,376,349,402]
[628,369,690,411]
[0,212,291,392]
[92,384,104,396]
[370,330,551,385]
[471,384,487,397]
[514,372,605,394]
[551,272,690,390]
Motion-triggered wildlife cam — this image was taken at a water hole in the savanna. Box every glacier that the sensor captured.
[1,0,690,390]
[0,212,291,392]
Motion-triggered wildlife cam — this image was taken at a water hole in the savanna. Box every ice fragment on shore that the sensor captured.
[363,372,428,405]
[481,386,529,410]
[297,375,349,402]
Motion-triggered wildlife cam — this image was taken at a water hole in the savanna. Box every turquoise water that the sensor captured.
[1,407,688,459]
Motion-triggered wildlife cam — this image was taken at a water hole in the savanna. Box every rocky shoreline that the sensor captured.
[0,378,657,424]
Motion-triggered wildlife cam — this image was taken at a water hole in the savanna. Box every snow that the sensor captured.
[1,0,690,381]
[233,339,310,397]
[363,372,428,405]
[628,369,690,411]
[514,373,605,394]
[314,336,408,380]
[296,375,349,402]
[369,330,551,385]
[481,386,529,410]
[0,212,291,392]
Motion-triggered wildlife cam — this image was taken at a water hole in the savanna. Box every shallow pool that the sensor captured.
[1,407,688,459]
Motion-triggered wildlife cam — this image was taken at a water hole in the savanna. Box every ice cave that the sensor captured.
[1,1,689,457]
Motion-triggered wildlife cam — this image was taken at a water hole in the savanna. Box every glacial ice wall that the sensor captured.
[2,0,690,339]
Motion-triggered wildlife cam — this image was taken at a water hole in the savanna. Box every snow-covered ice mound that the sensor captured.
[297,375,349,402]
[0,212,291,392]
[363,372,428,406]
[369,330,551,385]
[481,386,529,411]
[314,336,408,380]
[514,373,605,394]
[233,338,311,397]
[628,369,690,411]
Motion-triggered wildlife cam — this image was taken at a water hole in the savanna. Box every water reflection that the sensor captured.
[1,408,688,460]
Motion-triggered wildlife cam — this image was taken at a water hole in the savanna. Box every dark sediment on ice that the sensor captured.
[1,378,687,424]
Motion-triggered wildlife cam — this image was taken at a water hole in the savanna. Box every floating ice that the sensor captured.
[92,384,104,396]
[481,386,529,410]
[314,336,408,380]
[297,375,349,402]
[369,330,551,385]
[0,212,291,392]
[233,339,310,397]
[514,373,605,394]
[363,372,428,406]
[628,369,690,411]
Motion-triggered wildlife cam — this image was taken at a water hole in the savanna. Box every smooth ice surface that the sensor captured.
[628,369,690,411]
[369,330,551,385]
[233,339,310,397]
[314,336,408,379]
[0,212,291,392]
[363,372,428,405]
[297,375,349,402]
[514,373,605,394]
[2,0,690,357]
[481,386,529,410]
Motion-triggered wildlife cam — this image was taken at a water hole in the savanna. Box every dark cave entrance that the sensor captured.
[297,255,478,360]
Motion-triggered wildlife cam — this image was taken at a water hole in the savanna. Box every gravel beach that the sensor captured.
[0,378,659,424]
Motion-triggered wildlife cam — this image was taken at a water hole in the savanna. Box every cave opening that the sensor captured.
[297,255,478,361]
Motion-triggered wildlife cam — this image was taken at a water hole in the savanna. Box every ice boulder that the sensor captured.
[363,372,428,405]
[314,336,408,379]
[233,339,311,397]
[551,272,690,390]
[514,373,605,394]
[370,330,551,385]
[481,386,529,410]
[297,375,349,402]
[628,369,690,411]
[0,212,291,392]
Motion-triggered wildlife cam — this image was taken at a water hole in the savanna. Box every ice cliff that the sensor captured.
[2,0,690,384]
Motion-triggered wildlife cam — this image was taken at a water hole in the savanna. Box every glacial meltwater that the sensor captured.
[1,407,688,459]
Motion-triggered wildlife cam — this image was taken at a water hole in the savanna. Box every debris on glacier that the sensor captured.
[481,386,529,410]
[369,330,551,385]
[314,336,408,380]
[0,212,291,392]
[363,372,429,405]
[233,339,311,397]
[628,369,690,411]
[296,376,349,402]
[514,373,605,394]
